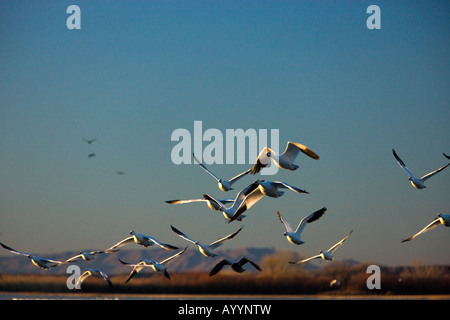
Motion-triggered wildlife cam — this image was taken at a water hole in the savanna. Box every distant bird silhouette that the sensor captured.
[88,153,96,158]
[83,137,97,144]
[392,149,450,189]
[209,257,262,276]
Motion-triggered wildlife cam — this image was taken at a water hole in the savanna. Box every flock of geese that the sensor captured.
[1,141,448,290]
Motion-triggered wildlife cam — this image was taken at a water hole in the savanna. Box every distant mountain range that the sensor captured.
[0,247,279,275]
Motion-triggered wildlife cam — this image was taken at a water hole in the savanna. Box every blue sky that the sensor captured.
[0,1,449,267]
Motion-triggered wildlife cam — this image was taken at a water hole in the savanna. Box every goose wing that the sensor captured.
[420,162,450,181]
[209,259,231,276]
[229,186,266,222]
[193,153,220,181]
[289,254,322,264]
[276,211,293,233]
[295,207,327,234]
[328,230,353,254]
[228,168,252,184]
[0,242,30,257]
[239,257,262,271]
[171,225,197,245]
[271,181,309,194]
[209,227,243,249]
[402,218,442,242]
[283,141,320,161]
[144,235,179,250]
[161,247,188,265]
[392,149,415,179]
[104,237,134,253]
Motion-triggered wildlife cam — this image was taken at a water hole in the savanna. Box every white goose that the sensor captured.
[277,207,327,245]
[75,268,113,289]
[251,141,319,174]
[64,250,106,263]
[402,213,450,242]
[165,198,234,211]
[105,230,178,252]
[204,181,265,222]
[393,149,450,189]
[0,242,64,270]
[193,153,251,191]
[119,247,187,281]
[170,225,243,257]
[289,230,353,264]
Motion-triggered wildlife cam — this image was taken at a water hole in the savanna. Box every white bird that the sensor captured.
[203,180,264,222]
[64,250,106,263]
[193,153,251,191]
[82,137,97,144]
[255,179,309,198]
[393,149,450,189]
[165,198,234,211]
[209,257,262,276]
[289,230,353,264]
[170,225,243,257]
[105,230,178,252]
[75,268,113,289]
[277,207,327,245]
[251,141,319,174]
[119,247,187,281]
[402,213,450,242]
[0,242,64,270]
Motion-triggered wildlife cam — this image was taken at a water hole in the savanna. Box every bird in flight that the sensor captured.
[75,268,113,289]
[105,230,178,252]
[171,225,243,257]
[82,137,97,144]
[289,230,353,264]
[251,141,319,174]
[392,149,450,189]
[193,153,251,192]
[209,257,262,276]
[276,207,327,245]
[0,242,64,270]
[402,213,450,243]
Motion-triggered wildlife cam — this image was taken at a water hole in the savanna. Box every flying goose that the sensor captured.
[170,225,243,257]
[204,180,265,222]
[289,230,353,264]
[165,198,234,211]
[251,141,319,174]
[119,247,187,281]
[75,268,113,289]
[193,153,251,191]
[277,207,327,245]
[105,230,178,252]
[209,257,262,276]
[402,213,450,242]
[82,137,97,144]
[64,250,106,263]
[393,149,450,189]
[0,242,64,270]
